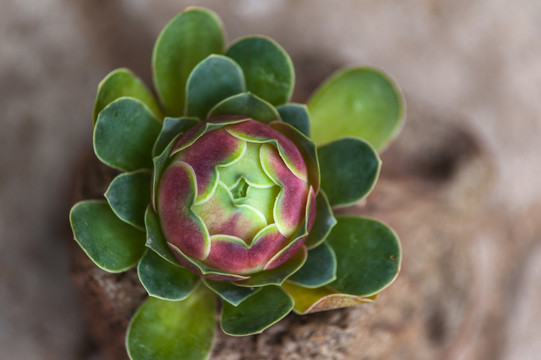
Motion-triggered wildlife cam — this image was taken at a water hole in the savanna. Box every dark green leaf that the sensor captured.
[126,285,216,360]
[277,103,311,137]
[138,250,198,301]
[152,131,180,207]
[226,36,294,106]
[152,117,199,157]
[152,7,224,116]
[308,67,404,151]
[304,191,337,248]
[93,68,162,124]
[186,55,245,119]
[105,170,151,230]
[288,243,336,288]
[94,97,161,171]
[207,92,280,123]
[70,201,145,273]
[203,279,260,306]
[327,217,401,296]
[144,206,179,265]
[318,137,381,207]
[226,36,295,105]
[221,286,293,335]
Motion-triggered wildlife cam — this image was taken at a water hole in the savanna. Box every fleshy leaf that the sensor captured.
[171,129,246,204]
[204,225,286,275]
[186,55,246,119]
[281,282,377,315]
[327,217,401,296]
[304,191,336,248]
[308,67,404,151]
[218,142,274,189]
[221,285,293,336]
[260,144,309,236]
[152,117,199,157]
[227,120,308,182]
[105,170,151,230]
[70,201,145,273]
[271,120,319,192]
[94,97,161,171]
[93,68,162,124]
[169,244,249,282]
[207,92,280,123]
[277,103,310,137]
[192,183,266,241]
[152,7,224,116]
[234,246,307,287]
[126,285,216,360]
[203,279,260,306]
[137,250,198,301]
[144,206,180,265]
[288,242,336,288]
[158,162,210,260]
[318,137,381,207]
[226,36,294,106]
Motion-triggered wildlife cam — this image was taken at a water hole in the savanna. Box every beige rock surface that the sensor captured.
[1,1,540,359]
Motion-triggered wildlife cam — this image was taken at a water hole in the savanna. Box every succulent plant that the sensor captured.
[70,7,404,360]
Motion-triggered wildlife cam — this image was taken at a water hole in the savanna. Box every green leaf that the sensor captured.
[281,282,376,315]
[308,67,404,151]
[105,170,151,230]
[144,206,179,265]
[186,55,246,119]
[207,92,280,123]
[94,97,162,171]
[152,7,225,116]
[221,286,293,336]
[318,137,381,207]
[137,250,198,301]
[226,36,294,106]
[288,243,336,288]
[203,279,260,306]
[327,217,401,297]
[153,117,199,157]
[304,191,337,248]
[126,285,216,360]
[234,247,307,287]
[93,68,162,125]
[70,201,146,273]
[277,103,311,137]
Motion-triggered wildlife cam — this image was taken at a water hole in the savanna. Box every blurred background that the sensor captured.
[1,0,540,359]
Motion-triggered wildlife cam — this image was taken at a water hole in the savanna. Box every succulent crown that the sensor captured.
[70,7,404,360]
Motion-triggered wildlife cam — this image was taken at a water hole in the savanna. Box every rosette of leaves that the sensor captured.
[69,7,404,360]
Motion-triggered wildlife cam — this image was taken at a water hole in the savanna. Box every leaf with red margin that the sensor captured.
[157,162,210,260]
[270,120,319,192]
[260,144,309,237]
[234,246,307,287]
[169,243,249,282]
[226,120,307,181]
[204,225,288,275]
[171,129,246,204]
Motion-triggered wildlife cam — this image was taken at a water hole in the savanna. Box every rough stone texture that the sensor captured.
[2,1,541,359]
